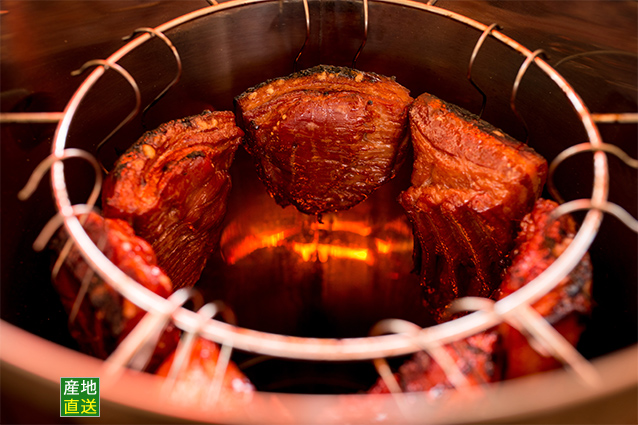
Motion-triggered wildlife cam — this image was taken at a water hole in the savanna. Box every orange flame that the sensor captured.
[291,242,370,264]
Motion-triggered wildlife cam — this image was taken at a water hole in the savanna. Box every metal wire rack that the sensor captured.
[4,0,638,406]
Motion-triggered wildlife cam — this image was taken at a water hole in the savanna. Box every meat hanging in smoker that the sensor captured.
[235,65,413,216]
[400,92,548,320]
[369,199,593,394]
[156,337,254,401]
[368,331,502,394]
[51,212,181,372]
[51,211,257,389]
[495,198,593,379]
[102,110,244,290]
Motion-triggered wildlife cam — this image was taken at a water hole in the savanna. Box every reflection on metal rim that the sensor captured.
[1,321,636,424]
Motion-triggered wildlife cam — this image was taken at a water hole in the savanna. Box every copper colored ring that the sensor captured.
[49,0,608,362]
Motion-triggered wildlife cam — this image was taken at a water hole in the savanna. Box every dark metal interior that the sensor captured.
[1,0,636,423]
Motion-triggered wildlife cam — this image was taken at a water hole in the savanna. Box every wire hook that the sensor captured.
[162,302,220,396]
[550,198,638,234]
[467,23,501,118]
[547,142,638,232]
[352,0,369,69]
[19,148,104,279]
[30,204,98,253]
[72,59,141,173]
[65,211,110,325]
[370,318,470,394]
[18,148,102,205]
[206,302,238,406]
[123,28,183,129]
[161,301,238,407]
[511,49,547,143]
[294,0,310,71]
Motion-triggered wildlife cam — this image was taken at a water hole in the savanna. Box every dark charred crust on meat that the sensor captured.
[88,282,124,335]
[185,151,207,159]
[102,110,243,290]
[370,331,501,393]
[235,65,389,100]
[498,199,593,320]
[122,110,224,155]
[111,162,128,181]
[178,115,198,128]
[441,99,517,144]
[492,199,593,380]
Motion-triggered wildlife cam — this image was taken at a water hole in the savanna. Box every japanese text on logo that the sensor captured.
[60,377,100,417]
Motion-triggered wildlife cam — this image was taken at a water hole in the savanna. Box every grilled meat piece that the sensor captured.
[235,65,413,216]
[52,212,180,371]
[496,198,593,379]
[400,92,547,319]
[369,331,501,395]
[156,337,254,400]
[368,199,592,393]
[102,111,243,290]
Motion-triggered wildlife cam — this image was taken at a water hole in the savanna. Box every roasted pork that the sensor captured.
[102,110,243,289]
[400,92,548,319]
[51,212,180,371]
[369,199,592,392]
[235,65,413,216]
[368,331,501,395]
[496,198,593,379]
[156,337,254,399]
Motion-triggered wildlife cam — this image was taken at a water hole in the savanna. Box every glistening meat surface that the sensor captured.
[368,331,502,395]
[400,92,548,319]
[369,199,593,393]
[102,110,243,290]
[51,212,180,371]
[496,198,593,379]
[156,337,254,400]
[235,65,413,216]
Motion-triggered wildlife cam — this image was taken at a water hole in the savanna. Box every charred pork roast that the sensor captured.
[156,337,254,398]
[369,331,502,395]
[369,199,592,393]
[235,65,413,216]
[400,92,548,319]
[496,198,593,379]
[50,64,591,393]
[51,212,180,371]
[102,111,244,290]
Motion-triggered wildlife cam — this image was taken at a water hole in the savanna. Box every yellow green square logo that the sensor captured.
[60,377,100,417]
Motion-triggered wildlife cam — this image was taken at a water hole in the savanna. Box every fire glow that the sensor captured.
[291,242,371,264]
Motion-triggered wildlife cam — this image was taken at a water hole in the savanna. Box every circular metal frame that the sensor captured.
[48,0,607,363]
